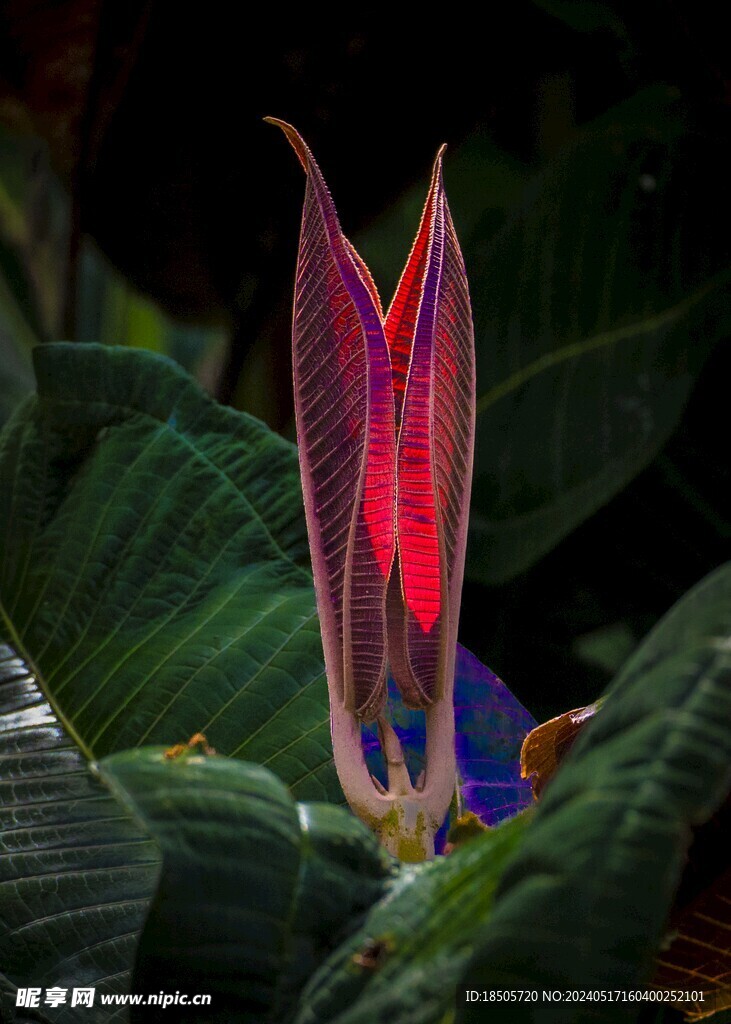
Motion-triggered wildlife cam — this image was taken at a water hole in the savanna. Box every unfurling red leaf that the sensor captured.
[386,148,475,712]
[269,118,475,724]
[269,119,475,859]
[265,118,396,722]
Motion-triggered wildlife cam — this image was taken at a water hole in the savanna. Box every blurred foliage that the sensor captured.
[75,241,228,388]
[0,126,62,421]
[0,121,227,430]
[465,86,730,584]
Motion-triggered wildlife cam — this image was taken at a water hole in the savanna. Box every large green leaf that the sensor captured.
[0,642,160,1023]
[0,649,393,1023]
[100,750,394,1023]
[456,563,731,1021]
[0,342,337,802]
[0,342,398,1019]
[467,87,731,583]
[291,812,530,1024]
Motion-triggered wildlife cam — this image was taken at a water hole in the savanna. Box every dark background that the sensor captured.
[0,0,728,723]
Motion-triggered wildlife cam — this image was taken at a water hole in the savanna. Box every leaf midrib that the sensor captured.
[475,265,731,416]
[0,598,94,762]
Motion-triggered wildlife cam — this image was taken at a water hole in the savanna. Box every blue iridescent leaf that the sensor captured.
[364,644,535,848]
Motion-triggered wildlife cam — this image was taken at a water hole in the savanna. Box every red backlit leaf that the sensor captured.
[270,121,475,856]
[387,150,476,710]
[271,119,474,728]
[266,119,396,721]
[384,153,441,429]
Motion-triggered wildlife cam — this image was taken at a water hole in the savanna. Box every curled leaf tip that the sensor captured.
[264,116,309,169]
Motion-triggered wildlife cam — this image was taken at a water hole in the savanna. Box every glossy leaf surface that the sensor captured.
[0,643,160,1023]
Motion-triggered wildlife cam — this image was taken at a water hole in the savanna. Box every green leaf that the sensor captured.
[456,563,731,1021]
[99,749,394,1023]
[292,812,530,1024]
[0,642,160,1023]
[1,973,55,1024]
[468,87,731,583]
[0,342,338,802]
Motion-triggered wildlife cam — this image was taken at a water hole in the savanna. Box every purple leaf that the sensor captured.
[265,118,396,722]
